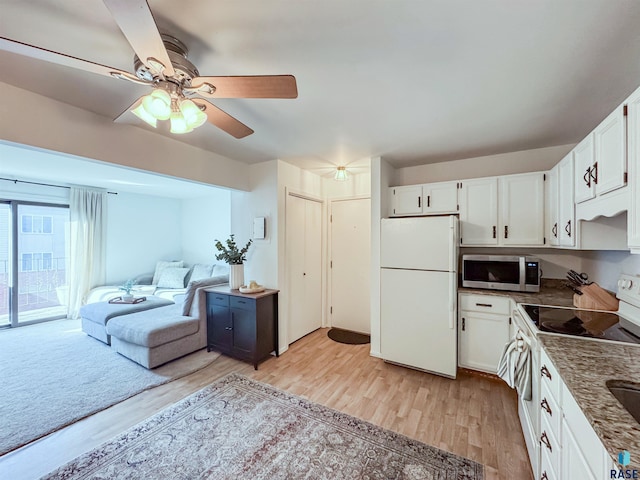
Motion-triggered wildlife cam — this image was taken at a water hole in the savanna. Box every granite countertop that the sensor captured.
[458,279,575,307]
[539,335,640,471]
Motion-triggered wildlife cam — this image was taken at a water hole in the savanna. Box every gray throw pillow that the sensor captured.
[157,267,190,289]
[182,275,229,316]
[152,260,184,285]
[188,264,214,283]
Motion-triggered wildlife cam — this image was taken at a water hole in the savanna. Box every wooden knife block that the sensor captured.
[573,283,619,311]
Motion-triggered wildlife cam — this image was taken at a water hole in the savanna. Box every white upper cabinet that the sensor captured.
[575,104,627,205]
[500,172,545,246]
[628,87,640,253]
[460,177,499,245]
[558,154,576,247]
[390,185,423,216]
[422,181,459,215]
[593,104,627,196]
[574,134,596,204]
[460,173,545,246]
[546,163,560,246]
[390,182,458,217]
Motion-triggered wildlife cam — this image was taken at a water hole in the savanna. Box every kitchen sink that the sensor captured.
[607,380,640,424]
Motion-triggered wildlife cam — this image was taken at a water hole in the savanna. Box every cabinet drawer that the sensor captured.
[540,380,562,440]
[540,347,561,401]
[459,294,511,315]
[208,292,229,306]
[540,410,561,473]
[540,445,559,480]
[230,296,256,311]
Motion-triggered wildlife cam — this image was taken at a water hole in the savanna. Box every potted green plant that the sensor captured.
[214,234,253,289]
[119,279,135,301]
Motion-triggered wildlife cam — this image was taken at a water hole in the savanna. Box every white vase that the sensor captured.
[229,264,244,290]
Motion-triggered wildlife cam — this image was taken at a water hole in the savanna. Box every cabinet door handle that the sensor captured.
[224,326,233,331]
[541,471,548,480]
[418,196,421,208]
[540,431,552,452]
[565,220,571,237]
[461,317,465,331]
[504,225,509,239]
[427,195,430,208]
[475,303,493,308]
[238,300,246,304]
[492,225,497,238]
[584,167,592,187]
[541,365,552,380]
[541,397,552,416]
[591,161,598,184]
[552,223,558,238]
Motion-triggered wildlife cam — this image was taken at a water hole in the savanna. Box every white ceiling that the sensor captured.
[2,0,640,171]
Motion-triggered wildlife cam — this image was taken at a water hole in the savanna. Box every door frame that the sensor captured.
[327,194,371,331]
[284,188,325,346]
[0,199,70,328]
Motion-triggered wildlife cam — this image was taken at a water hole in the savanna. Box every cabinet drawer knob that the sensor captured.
[541,365,552,380]
[224,326,233,331]
[541,397,552,416]
[540,431,552,452]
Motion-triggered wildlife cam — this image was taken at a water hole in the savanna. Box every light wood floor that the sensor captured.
[0,328,533,480]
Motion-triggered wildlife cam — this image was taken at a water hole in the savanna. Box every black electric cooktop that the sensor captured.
[522,304,640,345]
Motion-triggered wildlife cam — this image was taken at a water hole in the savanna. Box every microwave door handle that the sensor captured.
[519,257,526,291]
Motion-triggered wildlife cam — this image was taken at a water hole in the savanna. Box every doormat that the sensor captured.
[328,327,370,345]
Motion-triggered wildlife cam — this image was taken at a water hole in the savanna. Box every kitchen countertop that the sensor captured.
[458,280,639,470]
[540,334,640,471]
[458,279,575,307]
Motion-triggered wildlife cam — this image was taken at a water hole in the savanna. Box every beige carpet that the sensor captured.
[43,374,484,479]
[0,318,219,455]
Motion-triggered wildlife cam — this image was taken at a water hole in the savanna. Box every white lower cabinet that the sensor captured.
[458,294,511,373]
[531,347,611,480]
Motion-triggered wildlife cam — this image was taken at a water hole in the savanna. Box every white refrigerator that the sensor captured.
[380,215,458,378]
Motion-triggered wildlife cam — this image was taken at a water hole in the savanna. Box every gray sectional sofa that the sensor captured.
[81,275,228,368]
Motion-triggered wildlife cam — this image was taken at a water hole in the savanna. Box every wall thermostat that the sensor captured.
[253,217,266,239]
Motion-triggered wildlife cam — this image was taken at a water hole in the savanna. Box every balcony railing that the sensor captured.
[0,257,68,320]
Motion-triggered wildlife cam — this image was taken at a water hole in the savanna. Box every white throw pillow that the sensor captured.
[157,267,190,289]
[152,260,184,285]
[212,264,229,277]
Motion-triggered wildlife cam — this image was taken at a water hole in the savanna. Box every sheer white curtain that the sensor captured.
[68,187,106,318]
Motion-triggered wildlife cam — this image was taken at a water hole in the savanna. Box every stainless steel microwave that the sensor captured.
[462,255,541,292]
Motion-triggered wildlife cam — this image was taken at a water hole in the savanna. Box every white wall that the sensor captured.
[0,82,250,192]
[370,156,395,357]
[581,250,640,292]
[105,192,182,284]
[394,144,574,185]
[181,190,232,266]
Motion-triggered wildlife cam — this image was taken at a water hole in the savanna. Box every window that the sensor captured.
[20,252,53,271]
[21,215,53,234]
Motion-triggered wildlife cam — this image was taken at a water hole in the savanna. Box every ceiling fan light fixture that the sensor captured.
[131,102,157,127]
[334,166,348,181]
[179,98,207,129]
[141,88,172,120]
[169,110,193,134]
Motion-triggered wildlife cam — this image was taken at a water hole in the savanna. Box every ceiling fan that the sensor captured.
[0,0,298,138]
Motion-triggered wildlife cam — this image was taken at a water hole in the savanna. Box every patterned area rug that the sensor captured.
[43,374,484,479]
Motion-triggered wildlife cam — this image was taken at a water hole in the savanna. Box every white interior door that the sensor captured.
[330,198,371,334]
[286,193,322,344]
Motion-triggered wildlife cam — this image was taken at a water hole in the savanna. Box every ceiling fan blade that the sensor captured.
[192,98,254,139]
[102,0,175,77]
[190,75,298,99]
[0,36,132,79]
